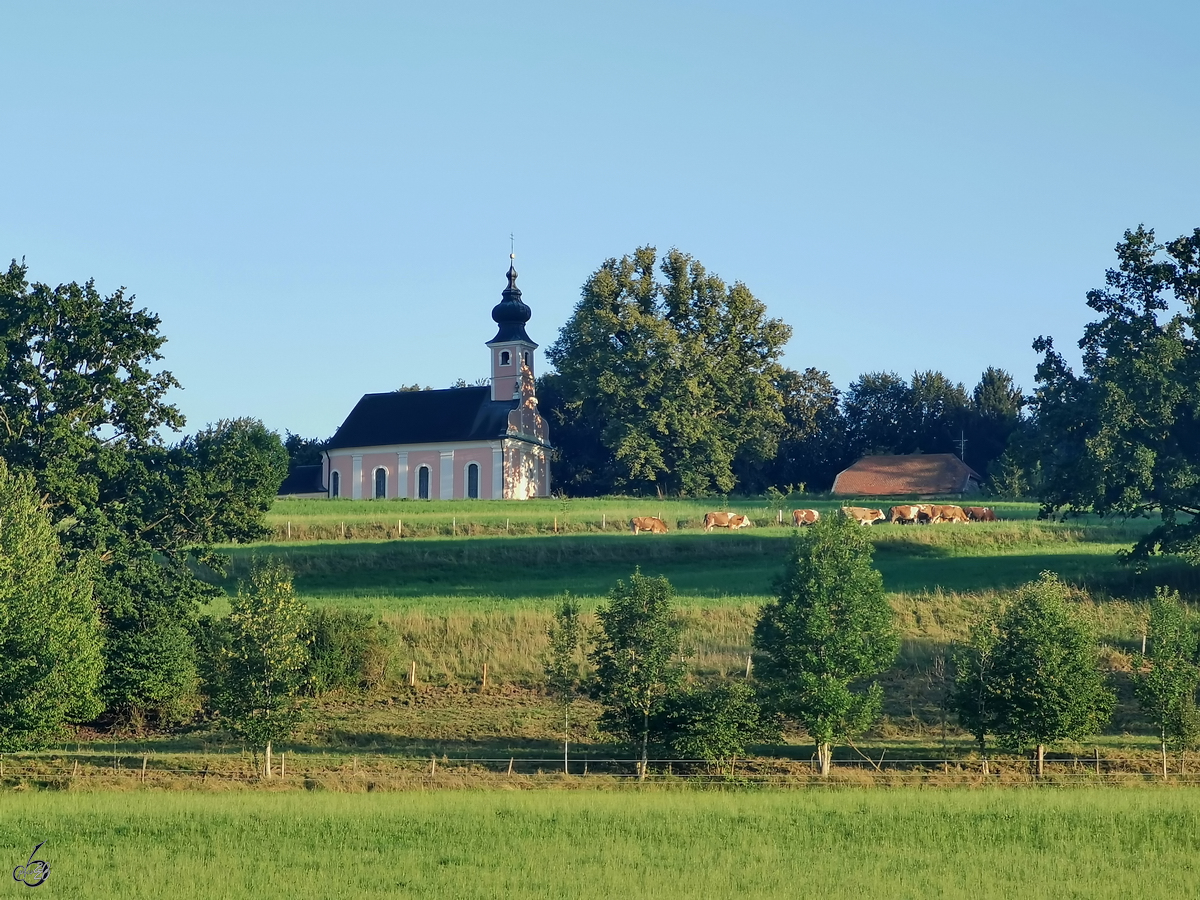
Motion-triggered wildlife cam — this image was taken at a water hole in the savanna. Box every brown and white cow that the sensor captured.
[965,507,997,522]
[842,506,886,525]
[889,505,923,525]
[704,512,754,532]
[792,509,820,526]
[630,516,669,534]
[927,504,969,524]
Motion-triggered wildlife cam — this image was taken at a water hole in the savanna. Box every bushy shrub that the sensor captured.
[305,608,389,695]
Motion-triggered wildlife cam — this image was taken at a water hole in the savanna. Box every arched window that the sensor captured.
[330,470,340,498]
[418,466,430,500]
[523,351,530,367]
[466,463,480,499]
[374,467,387,499]
[500,350,511,366]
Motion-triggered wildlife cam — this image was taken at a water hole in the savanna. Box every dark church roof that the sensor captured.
[488,262,537,346]
[326,386,517,450]
[277,464,326,495]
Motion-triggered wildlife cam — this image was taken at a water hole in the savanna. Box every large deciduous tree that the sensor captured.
[752,514,898,776]
[0,260,288,721]
[1031,226,1200,559]
[590,571,683,780]
[543,247,791,495]
[0,460,103,751]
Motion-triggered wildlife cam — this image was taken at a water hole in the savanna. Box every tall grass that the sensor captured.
[2,790,1197,899]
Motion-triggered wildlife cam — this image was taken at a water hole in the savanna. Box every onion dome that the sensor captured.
[487,259,537,346]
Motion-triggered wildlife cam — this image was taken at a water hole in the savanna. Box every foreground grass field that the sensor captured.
[3,790,1197,899]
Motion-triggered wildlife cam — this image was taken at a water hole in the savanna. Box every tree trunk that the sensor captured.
[640,711,649,783]
[265,741,272,779]
[1162,733,1168,779]
[818,742,832,777]
[1035,744,1044,778]
[564,705,570,775]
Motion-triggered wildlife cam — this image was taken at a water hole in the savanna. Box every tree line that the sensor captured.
[535,246,1026,497]
[546,514,1200,777]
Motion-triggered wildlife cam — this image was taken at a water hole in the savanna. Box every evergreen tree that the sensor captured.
[0,460,103,751]
[590,571,683,780]
[752,514,898,776]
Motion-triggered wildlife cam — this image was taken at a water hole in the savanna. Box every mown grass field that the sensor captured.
[3,790,1198,899]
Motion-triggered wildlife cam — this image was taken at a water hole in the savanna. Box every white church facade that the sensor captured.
[312,261,552,500]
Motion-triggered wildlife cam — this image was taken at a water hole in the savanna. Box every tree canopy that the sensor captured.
[1031,226,1200,559]
[543,247,792,495]
[0,260,289,719]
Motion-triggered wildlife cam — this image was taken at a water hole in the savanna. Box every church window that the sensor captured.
[330,470,340,498]
[523,351,530,366]
[374,467,387,499]
[467,463,480,499]
[418,466,430,500]
[500,350,511,366]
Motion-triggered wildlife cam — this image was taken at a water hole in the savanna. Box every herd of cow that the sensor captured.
[628,505,998,534]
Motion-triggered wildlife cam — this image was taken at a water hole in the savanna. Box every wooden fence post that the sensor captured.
[281,752,286,777]
[506,518,510,532]
[408,661,417,687]
[602,513,606,530]
[141,754,147,783]
[430,757,437,776]
[287,521,291,539]
[482,663,488,690]
[507,758,514,775]
[1094,748,1100,776]
[453,517,456,536]
[745,655,752,678]
[398,519,402,538]
[341,521,346,539]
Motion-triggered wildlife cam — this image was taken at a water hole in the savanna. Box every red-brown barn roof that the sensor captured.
[831,453,982,497]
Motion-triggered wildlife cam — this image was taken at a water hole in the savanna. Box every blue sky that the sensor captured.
[4,1,1198,440]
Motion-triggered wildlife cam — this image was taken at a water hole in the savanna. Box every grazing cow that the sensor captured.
[704,511,754,532]
[842,506,886,526]
[928,504,969,524]
[792,509,820,526]
[889,505,923,525]
[630,516,669,534]
[965,507,997,522]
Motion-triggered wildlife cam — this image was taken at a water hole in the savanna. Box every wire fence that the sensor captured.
[5,751,1200,785]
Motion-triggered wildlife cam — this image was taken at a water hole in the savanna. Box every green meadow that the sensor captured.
[3,790,1197,899]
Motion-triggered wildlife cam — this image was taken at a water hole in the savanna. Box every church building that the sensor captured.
[317,260,551,500]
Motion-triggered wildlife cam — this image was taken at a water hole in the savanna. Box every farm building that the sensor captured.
[831,453,982,497]
[287,260,551,500]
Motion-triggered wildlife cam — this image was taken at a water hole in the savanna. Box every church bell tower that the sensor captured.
[486,255,537,402]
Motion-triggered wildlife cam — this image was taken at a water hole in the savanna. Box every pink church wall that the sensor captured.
[407,450,440,500]
[362,453,396,498]
[453,448,493,499]
[328,456,351,498]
